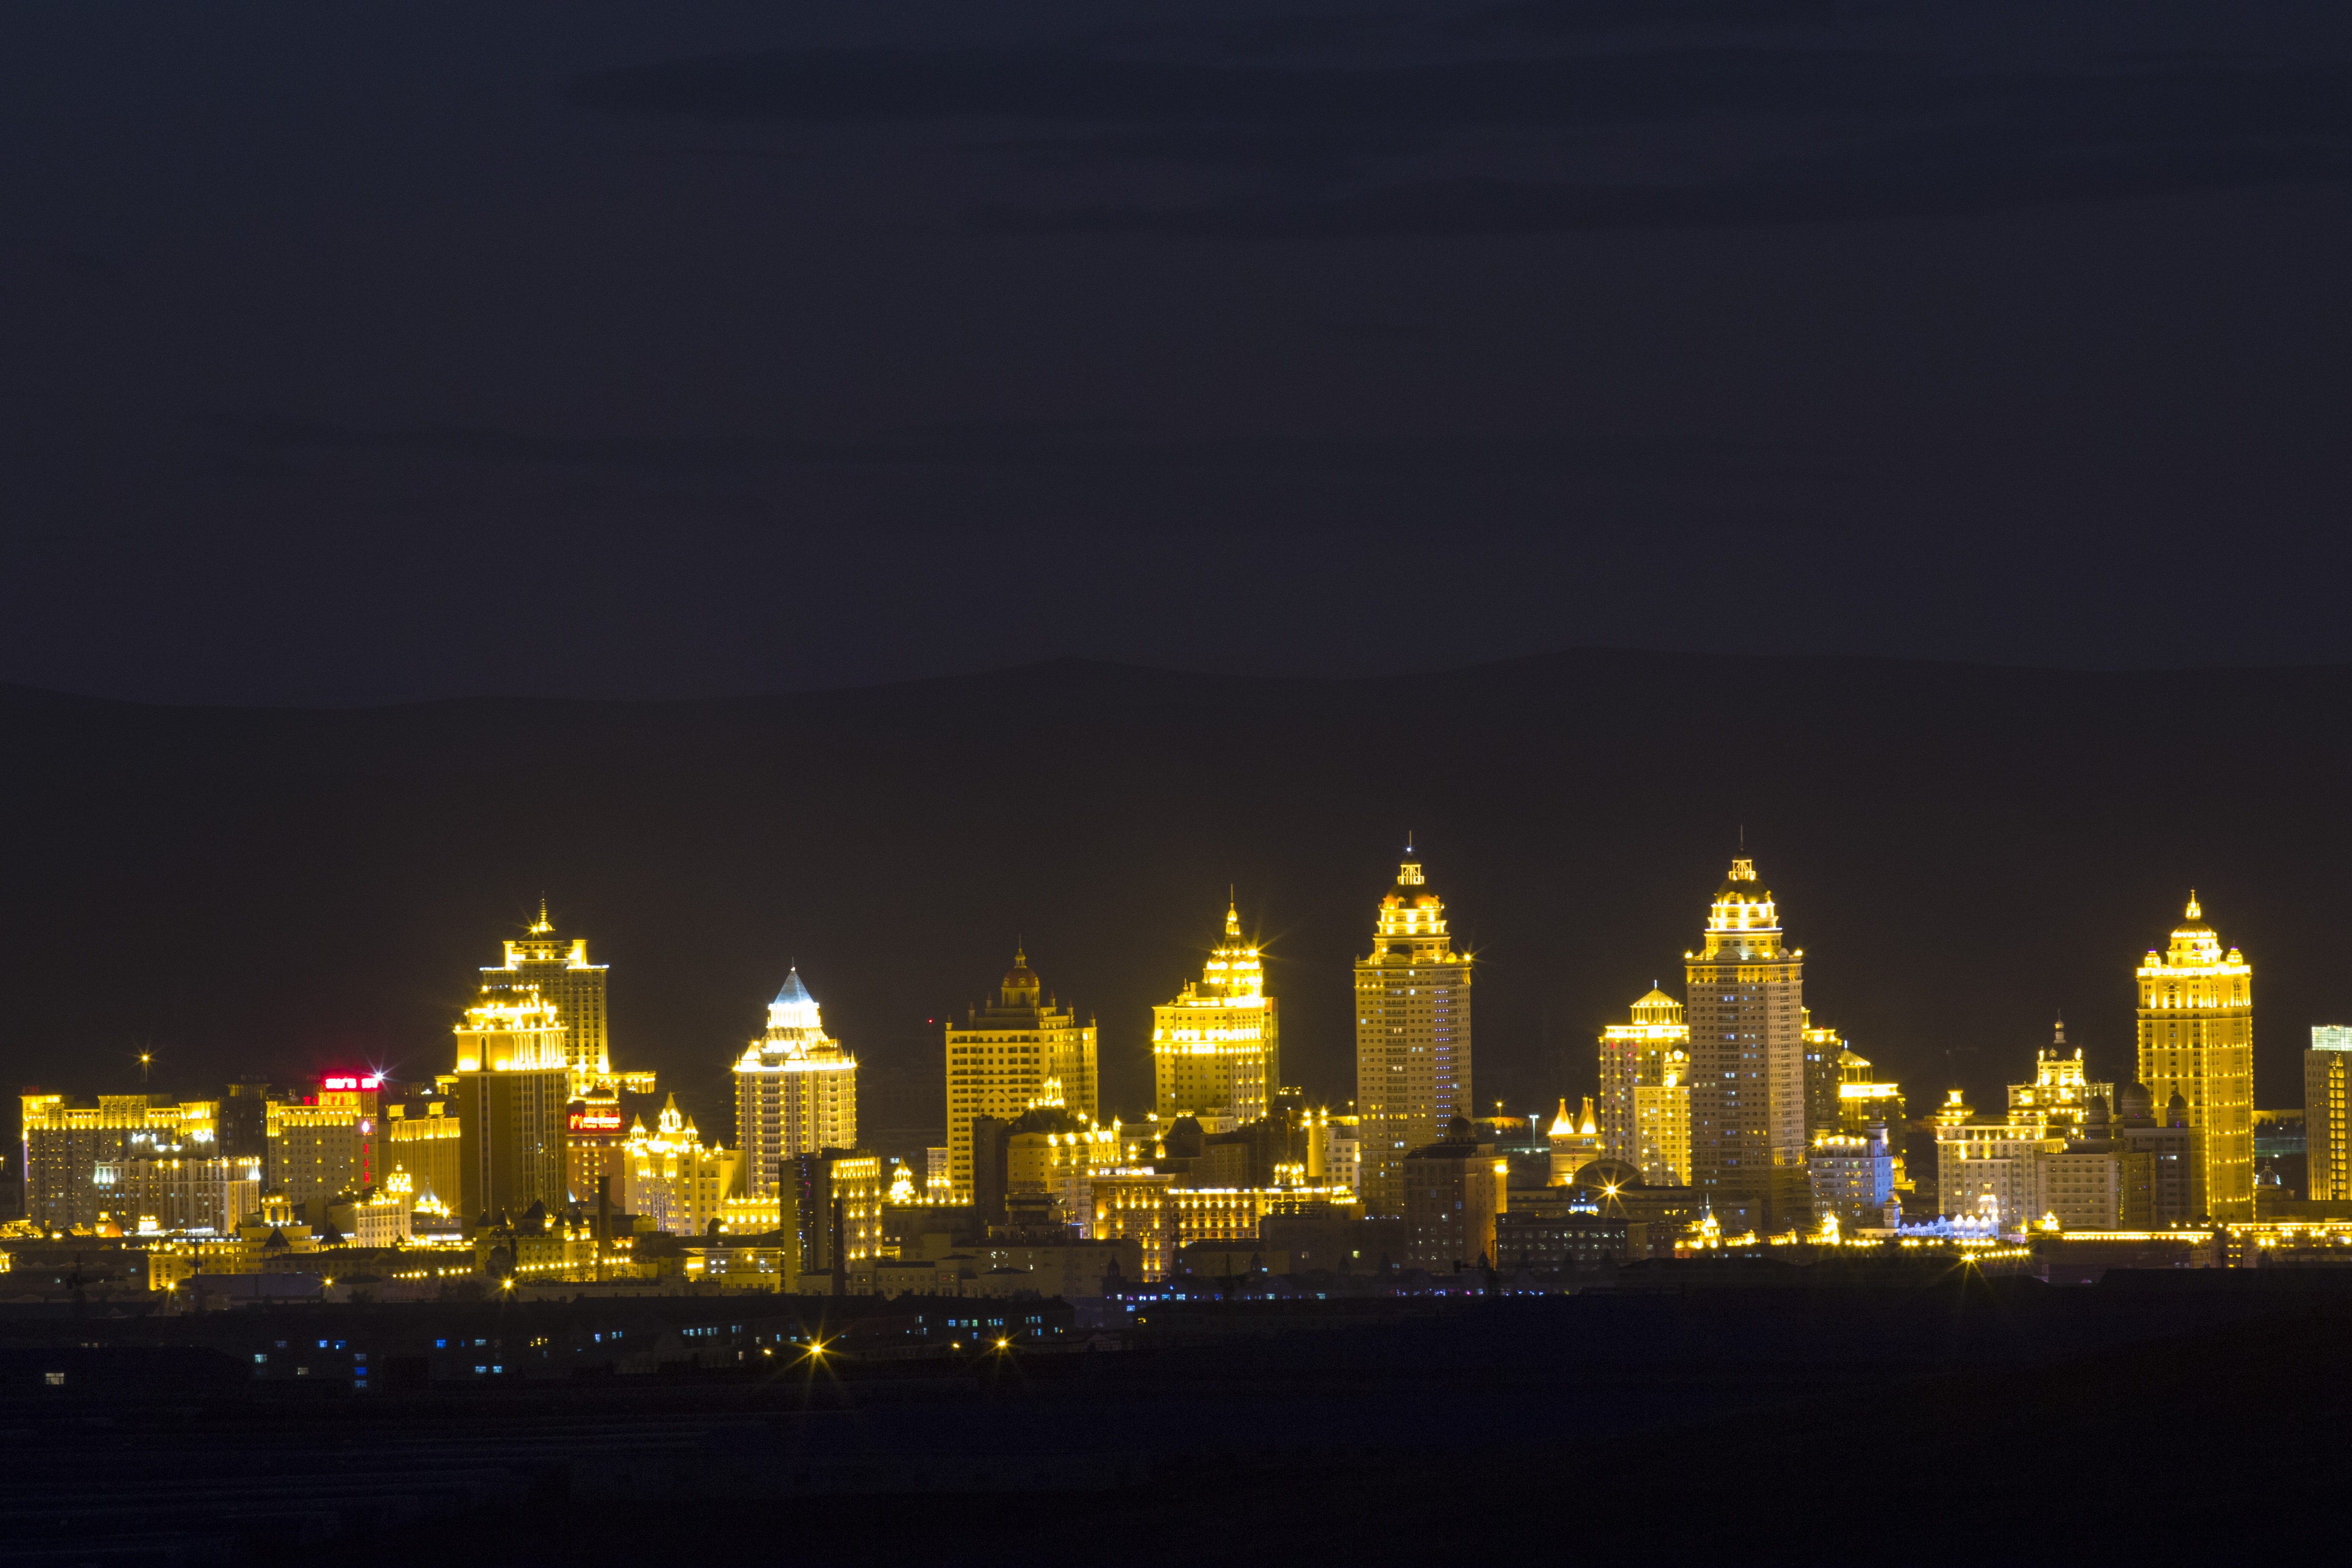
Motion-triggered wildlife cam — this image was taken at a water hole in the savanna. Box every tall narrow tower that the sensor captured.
[1152,897,1279,1125]
[479,900,610,1098]
[1354,854,1473,1218]
[733,970,858,1198]
[2136,894,2253,1221]
[1682,855,1807,1231]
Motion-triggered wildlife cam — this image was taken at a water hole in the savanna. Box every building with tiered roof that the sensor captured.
[943,951,1099,1204]
[733,970,857,1198]
[2136,894,2254,1221]
[1152,896,1279,1125]
[1354,854,1473,1218]
[1683,855,1808,1231]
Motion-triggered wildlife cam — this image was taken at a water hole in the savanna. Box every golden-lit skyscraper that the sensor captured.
[448,994,570,1220]
[1598,988,1688,1171]
[1152,897,1279,1125]
[943,951,1099,1204]
[2307,1026,2352,1200]
[1683,856,1807,1230]
[2136,894,2254,1221]
[1354,855,1473,1219]
[734,970,858,1198]
[479,901,610,1098]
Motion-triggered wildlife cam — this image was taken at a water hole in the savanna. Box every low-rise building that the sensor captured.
[1403,1117,1504,1274]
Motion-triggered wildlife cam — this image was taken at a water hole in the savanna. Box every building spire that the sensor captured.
[1225,888,1241,940]
[530,896,552,936]
[2185,890,2202,920]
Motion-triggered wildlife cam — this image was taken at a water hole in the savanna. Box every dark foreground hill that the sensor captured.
[3,650,2349,1145]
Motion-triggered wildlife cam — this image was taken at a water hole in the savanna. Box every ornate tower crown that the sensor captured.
[1728,858,1756,882]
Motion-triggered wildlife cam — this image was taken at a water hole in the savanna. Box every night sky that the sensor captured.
[3,0,2349,705]
[3,1,2351,1151]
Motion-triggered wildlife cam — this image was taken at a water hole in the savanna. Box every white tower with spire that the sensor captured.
[1152,894,1280,1126]
[733,969,858,1198]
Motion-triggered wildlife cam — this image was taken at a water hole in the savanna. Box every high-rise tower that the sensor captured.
[1598,988,1689,1171]
[2136,894,2254,1221]
[1152,897,1279,1125]
[734,970,858,1199]
[2304,1026,2352,1201]
[1683,855,1807,1230]
[1354,855,1473,1218]
[943,951,1099,1204]
[479,901,610,1098]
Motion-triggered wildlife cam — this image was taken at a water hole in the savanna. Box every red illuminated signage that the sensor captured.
[322,1075,381,1091]
[569,1109,624,1134]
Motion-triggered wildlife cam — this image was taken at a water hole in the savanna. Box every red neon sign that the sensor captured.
[568,1109,624,1134]
[322,1075,381,1091]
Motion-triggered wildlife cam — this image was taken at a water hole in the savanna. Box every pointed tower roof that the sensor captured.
[773,968,815,1009]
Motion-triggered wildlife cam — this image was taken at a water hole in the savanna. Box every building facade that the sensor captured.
[1403,1118,1504,1274]
[448,995,570,1221]
[1152,899,1279,1125]
[267,1075,381,1218]
[944,952,1099,1204]
[1683,856,1808,1231]
[478,900,611,1098]
[622,1096,741,1236]
[1354,856,1473,1218]
[19,1094,220,1233]
[2305,1026,2352,1201]
[1598,988,1688,1172]
[1809,1126,1895,1231]
[2135,894,2254,1221]
[734,970,857,1199]
[90,1155,262,1234]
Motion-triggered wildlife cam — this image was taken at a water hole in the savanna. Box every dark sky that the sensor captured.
[1,0,2347,703]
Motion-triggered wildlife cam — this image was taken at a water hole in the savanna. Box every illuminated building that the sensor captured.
[325,1177,415,1247]
[1009,1116,1122,1236]
[90,1155,261,1234]
[1683,856,1808,1231]
[734,969,858,1198]
[1494,1198,1631,1271]
[1317,1112,1360,1196]
[1803,1015,1846,1141]
[2008,1020,2113,1138]
[787,1148,885,1286]
[1547,1098,1599,1185]
[1152,898,1279,1125]
[944,950,1099,1204]
[383,1093,462,1216]
[925,1145,952,1203]
[1809,1125,1895,1231]
[1835,1049,1905,1137]
[19,1094,219,1232]
[266,1075,381,1217]
[1598,989,1688,1173]
[1088,1170,1354,1281]
[2135,894,2255,1221]
[1934,1115,2042,1231]
[448,995,570,1222]
[1090,1172,1176,1278]
[2117,1082,2195,1228]
[2034,1096,2121,1229]
[2305,1026,2352,1200]
[1403,1117,1504,1274]
[565,1088,629,1207]
[1354,854,1473,1218]
[478,900,611,1098]
[622,1096,741,1236]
